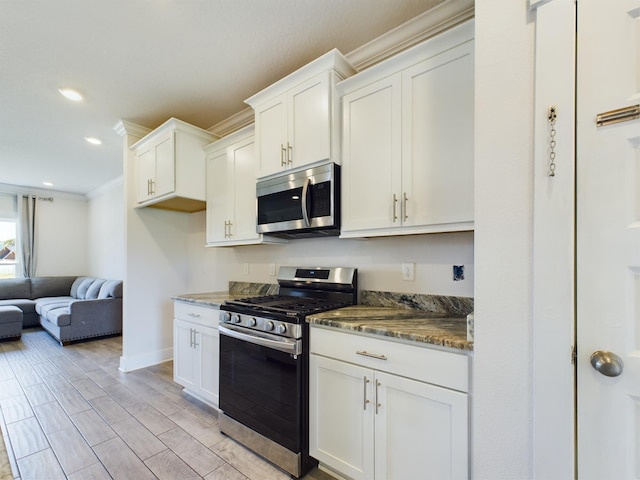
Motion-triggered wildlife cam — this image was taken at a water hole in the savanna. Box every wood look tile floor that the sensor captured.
[0,329,336,480]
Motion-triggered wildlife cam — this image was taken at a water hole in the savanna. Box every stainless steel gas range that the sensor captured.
[218,266,357,478]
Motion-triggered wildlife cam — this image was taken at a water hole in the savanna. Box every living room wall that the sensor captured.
[87,179,124,280]
[0,184,89,277]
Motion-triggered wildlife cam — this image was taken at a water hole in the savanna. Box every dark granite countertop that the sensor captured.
[307,305,473,351]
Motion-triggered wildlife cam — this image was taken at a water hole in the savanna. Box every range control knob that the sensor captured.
[247,317,257,327]
[231,314,241,324]
[265,321,275,331]
[276,323,287,335]
[221,312,231,323]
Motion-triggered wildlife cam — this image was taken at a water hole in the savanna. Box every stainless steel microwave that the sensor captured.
[256,162,340,238]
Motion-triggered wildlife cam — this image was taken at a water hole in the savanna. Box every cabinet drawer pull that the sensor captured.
[187,313,201,318]
[356,350,388,361]
[363,376,370,410]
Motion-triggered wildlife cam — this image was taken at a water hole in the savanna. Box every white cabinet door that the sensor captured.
[255,95,288,177]
[136,146,156,203]
[174,319,197,390]
[152,132,175,199]
[401,41,474,229]
[288,72,332,168]
[206,150,231,244]
[341,74,402,234]
[231,137,260,241]
[375,371,469,480]
[309,354,374,480]
[194,323,219,407]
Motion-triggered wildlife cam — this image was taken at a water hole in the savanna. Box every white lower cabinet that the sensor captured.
[310,327,469,480]
[173,302,219,408]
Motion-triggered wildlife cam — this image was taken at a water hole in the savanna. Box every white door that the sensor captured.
[577,1,640,478]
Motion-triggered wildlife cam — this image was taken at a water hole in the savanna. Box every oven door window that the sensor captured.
[219,333,302,452]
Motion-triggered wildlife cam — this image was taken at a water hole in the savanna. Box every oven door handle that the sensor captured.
[218,324,302,356]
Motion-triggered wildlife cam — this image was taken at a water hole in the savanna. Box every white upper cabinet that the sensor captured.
[204,125,286,247]
[339,20,475,238]
[245,49,356,178]
[131,118,217,212]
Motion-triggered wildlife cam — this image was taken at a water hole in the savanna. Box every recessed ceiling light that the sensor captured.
[43,181,54,187]
[58,88,83,101]
[84,137,102,145]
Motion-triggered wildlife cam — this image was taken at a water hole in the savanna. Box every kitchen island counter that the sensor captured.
[307,305,472,351]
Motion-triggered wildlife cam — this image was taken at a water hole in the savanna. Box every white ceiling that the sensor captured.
[0,0,446,196]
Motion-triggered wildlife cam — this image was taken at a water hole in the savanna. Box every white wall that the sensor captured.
[187,211,474,298]
[0,184,90,277]
[87,178,124,280]
[474,1,535,478]
[35,194,89,277]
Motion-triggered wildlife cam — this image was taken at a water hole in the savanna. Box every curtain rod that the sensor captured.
[20,194,54,202]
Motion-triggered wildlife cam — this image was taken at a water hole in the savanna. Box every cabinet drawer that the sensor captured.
[174,302,219,327]
[310,326,469,392]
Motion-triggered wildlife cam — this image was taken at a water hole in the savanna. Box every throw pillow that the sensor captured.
[85,279,106,300]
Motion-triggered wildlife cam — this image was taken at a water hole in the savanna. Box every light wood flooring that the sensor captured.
[0,329,336,480]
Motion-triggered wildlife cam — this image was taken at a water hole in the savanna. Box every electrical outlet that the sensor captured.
[269,263,277,276]
[242,263,249,275]
[402,263,415,281]
[453,265,464,281]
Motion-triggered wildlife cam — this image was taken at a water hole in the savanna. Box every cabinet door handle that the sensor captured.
[227,220,233,237]
[193,330,199,348]
[375,380,381,414]
[363,376,370,410]
[280,144,286,166]
[287,142,293,165]
[149,179,155,196]
[356,350,388,361]
[403,192,408,221]
[392,194,398,222]
[189,328,194,348]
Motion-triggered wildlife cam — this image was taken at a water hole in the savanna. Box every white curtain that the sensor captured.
[17,194,37,278]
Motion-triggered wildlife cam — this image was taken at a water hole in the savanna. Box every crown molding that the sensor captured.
[207,107,255,138]
[113,120,151,139]
[347,0,474,70]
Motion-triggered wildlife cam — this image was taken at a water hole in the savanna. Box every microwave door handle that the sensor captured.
[301,178,311,227]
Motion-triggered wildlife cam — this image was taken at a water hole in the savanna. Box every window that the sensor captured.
[0,219,17,278]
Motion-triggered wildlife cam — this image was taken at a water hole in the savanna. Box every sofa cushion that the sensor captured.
[45,307,71,327]
[30,276,77,299]
[98,280,123,299]
[75,278,95,300]
[0,299,36,315]
[0,278,31,301]
[85,279,106,300]
[35,297,73,315]
[70,276,87,298]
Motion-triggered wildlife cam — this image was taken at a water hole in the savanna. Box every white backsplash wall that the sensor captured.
[187,211,474,297]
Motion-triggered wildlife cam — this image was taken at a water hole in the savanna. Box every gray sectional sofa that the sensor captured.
[0,276,122,345]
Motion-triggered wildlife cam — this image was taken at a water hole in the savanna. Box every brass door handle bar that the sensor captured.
[596,104,639,127]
